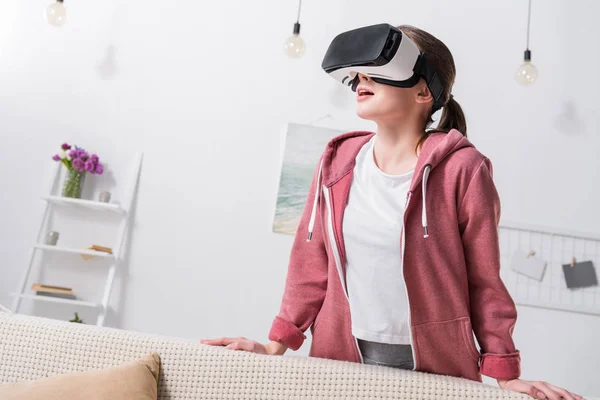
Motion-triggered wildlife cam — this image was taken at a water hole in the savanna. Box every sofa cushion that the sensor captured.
[0,352,160,400]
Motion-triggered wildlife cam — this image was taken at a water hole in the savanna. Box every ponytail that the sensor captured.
[397,25,467,144]
[436,96,467,137]
[416,96,468,153]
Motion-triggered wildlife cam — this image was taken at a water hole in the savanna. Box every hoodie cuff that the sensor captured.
[480,350,521,380]
[268,316,306,351]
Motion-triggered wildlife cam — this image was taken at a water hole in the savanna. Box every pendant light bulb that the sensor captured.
[516,49,538,85]
[284,22,305,59]
[516,0,537,85]
[284,0,305,59]
[46,0,67,27]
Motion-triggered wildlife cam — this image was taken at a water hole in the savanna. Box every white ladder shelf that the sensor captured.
[10,153,143,327]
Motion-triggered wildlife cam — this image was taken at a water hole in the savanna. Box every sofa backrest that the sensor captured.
[0,312,527,399]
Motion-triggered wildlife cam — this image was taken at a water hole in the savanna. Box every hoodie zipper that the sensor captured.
[322,185,364,363]
[401,191,417,370]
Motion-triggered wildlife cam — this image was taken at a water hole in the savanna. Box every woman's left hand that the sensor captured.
[497,378,584,400]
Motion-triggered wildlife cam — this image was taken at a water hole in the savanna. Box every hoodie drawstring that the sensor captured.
[307,160,430,240]
[307,160,323,242]
[422,164,432,238]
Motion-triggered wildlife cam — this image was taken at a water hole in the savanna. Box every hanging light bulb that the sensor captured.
[516,0,537,85]
[284,23,305,59]
[46,0,67,27]
[283,0,305,59]
[516,49,538,85]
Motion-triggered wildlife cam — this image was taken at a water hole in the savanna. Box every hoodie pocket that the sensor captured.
[309,299,359,363]
[414,317,481,381]
[462,318,481,362]
[460,317,481,362]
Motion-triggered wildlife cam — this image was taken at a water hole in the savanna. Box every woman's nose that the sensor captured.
[352,73,371,91]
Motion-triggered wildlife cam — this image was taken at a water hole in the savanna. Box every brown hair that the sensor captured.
[397,25,467,147]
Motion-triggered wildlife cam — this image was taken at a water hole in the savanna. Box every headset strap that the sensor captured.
[414,53,445,112]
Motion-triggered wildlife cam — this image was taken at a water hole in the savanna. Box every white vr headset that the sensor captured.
[322,23,445,112]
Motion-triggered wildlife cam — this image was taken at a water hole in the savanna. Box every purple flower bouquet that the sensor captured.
[52,143,104,198]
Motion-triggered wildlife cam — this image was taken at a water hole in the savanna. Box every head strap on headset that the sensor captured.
[412,53,445,113]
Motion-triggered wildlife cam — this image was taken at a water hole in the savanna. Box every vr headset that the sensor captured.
[322,23,445,112]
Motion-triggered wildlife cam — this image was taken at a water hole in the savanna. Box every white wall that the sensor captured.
[1,0,599,396]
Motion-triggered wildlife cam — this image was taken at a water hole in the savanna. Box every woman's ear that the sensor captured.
[415,79,433,105]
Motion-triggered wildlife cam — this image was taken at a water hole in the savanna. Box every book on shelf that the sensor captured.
[36,291,77,300]
[81,244,113,260]
[31,283,74,296]
[90,245,112,254]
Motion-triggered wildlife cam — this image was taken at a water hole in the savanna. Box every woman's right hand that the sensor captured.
[200,337,288,356]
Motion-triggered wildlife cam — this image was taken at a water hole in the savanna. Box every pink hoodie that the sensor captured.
[269,129,521,382]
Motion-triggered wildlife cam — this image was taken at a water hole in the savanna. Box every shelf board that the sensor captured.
[34,244,115,258]
[42,196,125,214]
[16,293,101,308]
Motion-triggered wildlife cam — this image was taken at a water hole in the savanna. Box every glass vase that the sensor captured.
[62,169,86,198]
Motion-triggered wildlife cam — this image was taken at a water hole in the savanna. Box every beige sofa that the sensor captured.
[0,311,532,399]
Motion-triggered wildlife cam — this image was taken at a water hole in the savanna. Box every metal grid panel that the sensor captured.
[499,222,600,316]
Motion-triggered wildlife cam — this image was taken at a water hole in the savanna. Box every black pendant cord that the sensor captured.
[524,0,532,60]
[296,0,303,23]
[293,0,302,35]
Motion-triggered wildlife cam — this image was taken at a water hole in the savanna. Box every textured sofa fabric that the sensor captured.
[0,312,529,399]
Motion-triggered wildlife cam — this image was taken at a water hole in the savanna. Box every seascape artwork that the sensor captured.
[272,123,344,235]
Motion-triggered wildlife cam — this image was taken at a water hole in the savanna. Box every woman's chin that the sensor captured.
[356,107,378,121]
[356,112,377,122]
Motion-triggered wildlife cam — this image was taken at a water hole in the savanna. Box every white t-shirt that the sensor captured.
[343,136,414,345]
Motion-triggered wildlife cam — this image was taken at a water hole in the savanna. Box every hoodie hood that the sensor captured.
[409,129,474,192]
[307,129,474,241]
[319,129,473,189]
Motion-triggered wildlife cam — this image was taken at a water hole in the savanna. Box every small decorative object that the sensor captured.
[63,168,86,199]
[516,0,538,85]
[52,143,104,199]
[510,249,547,282]
[46,0,67,27]
[99,191,111,203]
[45,231,60,246]
[69,312,84,324]
[283,0,305,59]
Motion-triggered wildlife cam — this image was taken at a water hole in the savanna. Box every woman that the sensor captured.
[203,25,582,400]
